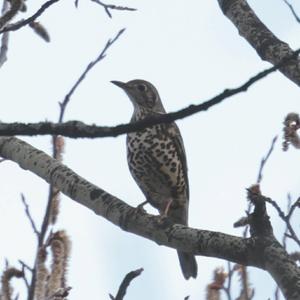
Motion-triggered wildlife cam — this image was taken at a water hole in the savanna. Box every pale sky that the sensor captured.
[1,0,300,299]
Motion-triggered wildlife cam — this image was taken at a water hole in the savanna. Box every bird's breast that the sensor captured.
[126,125,187,204]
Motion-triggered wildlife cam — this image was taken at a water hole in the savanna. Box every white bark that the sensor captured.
[0,136,299,299]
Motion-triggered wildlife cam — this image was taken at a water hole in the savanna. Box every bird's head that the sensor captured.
[111,79,166,114]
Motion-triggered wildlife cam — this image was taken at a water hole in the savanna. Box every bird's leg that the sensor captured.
[156,199,173,224]
[163,199,173,217]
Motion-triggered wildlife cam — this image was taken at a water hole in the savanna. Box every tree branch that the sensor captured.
[20,193,40,238]
[0,0,60,34]
[264,196,300,247]
[1,50,300,139]
[1,136,300,299]
[218,0,300,86]
[256,136,278,184]
[0,136,256,264]
[58,28,125,122]
[91,0,136,18]
[283,0,300,23]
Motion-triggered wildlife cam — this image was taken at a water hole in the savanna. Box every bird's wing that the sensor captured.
[166,122,189,201]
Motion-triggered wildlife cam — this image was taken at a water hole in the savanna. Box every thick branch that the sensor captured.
[1,136,300,299]
[218,0,300,86]
[0,136,254,264]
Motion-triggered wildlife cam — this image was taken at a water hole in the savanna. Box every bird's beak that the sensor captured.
[111,80,128,90]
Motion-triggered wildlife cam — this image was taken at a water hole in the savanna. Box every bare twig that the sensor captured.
[59,28,125,122]
[27,23,118,299]
[27,189,59,300]
[21,194,40,237]
[256,136,278,184]
[0,0,60,34]
[27,23,115,299]
[18,260,33,273]
[282,194,292,249]
[91,0,136,18]
[264,196,300,247]
[274,193,293,300]
[222,262,233,300]
[18,261,30,291]
[283,0,300,23]
[286,196,300,220]
[1,48,300,139]
[109,268,143,300]
[240,136,278,237]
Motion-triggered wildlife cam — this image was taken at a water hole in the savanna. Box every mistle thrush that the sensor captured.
[112,79,197,280]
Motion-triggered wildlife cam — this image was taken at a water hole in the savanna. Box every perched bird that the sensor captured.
[111,79,197,280]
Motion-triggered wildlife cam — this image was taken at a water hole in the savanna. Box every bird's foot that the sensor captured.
[157,214,168,224]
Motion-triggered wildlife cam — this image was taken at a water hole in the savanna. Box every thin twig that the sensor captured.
[283,0,300,23]
[18,260,33,273]
[256,136,278,184]
[282,194,292,249]
[1,48,300,139]
[18,261,30,290]
[222,262,233,300]
[110,268,143,300]
[27,188,59,300]
[58,28,125,122]
[286,196,300,220]
[264,196,300,247]
[20,194,40,237]
[274,194,292,300]
[27,24,117,299]
[91,0,136,18]
[27,24,120,300]
[0,0,60,34]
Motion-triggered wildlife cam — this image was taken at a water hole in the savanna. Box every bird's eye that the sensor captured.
[136,84,147,92]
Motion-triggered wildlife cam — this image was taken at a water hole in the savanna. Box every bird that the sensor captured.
[111,79,197,280]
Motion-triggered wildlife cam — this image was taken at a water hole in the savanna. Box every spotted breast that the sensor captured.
[112,79,197,280]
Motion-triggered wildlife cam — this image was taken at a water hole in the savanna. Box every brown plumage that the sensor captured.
[112,79,197,280]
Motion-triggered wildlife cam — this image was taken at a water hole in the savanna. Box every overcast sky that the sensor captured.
[1,0,300,299]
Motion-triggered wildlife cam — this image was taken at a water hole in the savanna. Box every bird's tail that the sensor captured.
[177,251,198,280]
